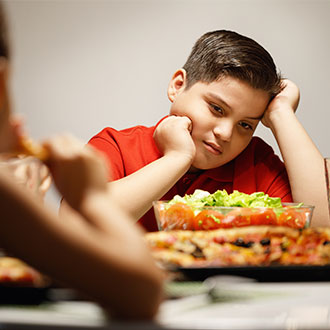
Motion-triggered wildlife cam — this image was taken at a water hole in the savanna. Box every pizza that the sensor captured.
[145,226,330,268]
[0,257,46,287]
[18,136,49,161]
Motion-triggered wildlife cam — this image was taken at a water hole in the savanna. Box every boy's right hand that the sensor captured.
[153,115,196,163]
[43,134,109,211]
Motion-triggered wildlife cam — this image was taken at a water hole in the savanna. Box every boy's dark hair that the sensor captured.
[183,30,282,97]
[0,2,9,59]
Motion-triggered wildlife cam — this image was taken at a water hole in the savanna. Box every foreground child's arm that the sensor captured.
[263,79,329,227]
[0,135,163,319]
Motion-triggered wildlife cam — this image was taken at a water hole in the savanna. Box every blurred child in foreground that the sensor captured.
[0,2,163,320]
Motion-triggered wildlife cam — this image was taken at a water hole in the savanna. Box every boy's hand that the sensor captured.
[44,134,109,210]
[262,79,300,128]
[153,115,196,163]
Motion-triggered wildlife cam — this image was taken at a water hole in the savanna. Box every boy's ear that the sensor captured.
[167,69,187,102]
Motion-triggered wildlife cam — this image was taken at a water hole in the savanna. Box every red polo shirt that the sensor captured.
[88,119,292,232]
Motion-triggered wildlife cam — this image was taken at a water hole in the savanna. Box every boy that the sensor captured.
[0,2,163,319]
[86,30,328,230]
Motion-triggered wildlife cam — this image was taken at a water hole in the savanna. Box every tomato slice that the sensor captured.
[278,208,307,229]
[162,203,195,230]
[250,209,277,226]
[193,210,225,230]
[223,208,252,228]
[221,208,277,228]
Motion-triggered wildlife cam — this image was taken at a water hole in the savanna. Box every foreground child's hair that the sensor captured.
[0,2,9,59]
[183,30,282,97]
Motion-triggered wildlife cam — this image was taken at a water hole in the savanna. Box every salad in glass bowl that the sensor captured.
[153,190,314,231]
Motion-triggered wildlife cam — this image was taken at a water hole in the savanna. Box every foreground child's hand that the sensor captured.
[153,115,196,163]
[0,115,24,154]
[262,79,300,128]
[44,134,109,210]
[0,155,51,200]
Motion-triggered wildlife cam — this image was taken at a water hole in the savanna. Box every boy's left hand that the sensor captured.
[262,79,300,128]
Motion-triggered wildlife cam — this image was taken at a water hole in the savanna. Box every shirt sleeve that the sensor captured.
[88,128,125,181]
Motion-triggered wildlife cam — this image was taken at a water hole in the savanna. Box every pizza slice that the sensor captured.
[145,226,330,268]
[0,257,47,287]
[18,136,49,161]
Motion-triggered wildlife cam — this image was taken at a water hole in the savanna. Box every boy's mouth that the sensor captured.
[203,141,222,155]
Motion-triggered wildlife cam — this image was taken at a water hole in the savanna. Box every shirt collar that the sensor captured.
[200,160,235,182]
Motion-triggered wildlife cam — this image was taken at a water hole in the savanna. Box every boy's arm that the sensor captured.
[263,80,329,227]
[68,116,194,222]
[107,115,195,220]
[61,116,196,222]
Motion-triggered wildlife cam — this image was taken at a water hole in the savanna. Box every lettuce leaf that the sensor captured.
[168,189,283,209]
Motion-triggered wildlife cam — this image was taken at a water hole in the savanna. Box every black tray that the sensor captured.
[0,285,51,305]
[177,265,330,282]
[0,285,79,305]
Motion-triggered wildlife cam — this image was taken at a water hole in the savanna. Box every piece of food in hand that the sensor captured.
[18,136,49,161]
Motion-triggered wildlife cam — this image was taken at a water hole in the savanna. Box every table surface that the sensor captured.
[1,279,330,329]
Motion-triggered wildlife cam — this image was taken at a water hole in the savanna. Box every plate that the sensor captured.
[177,265,330,282]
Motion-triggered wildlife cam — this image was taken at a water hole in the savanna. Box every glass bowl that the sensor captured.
[153,201,314,231]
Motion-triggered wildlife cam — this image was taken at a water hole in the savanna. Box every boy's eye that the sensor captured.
[239,121,253,130]
[210,104,224,115]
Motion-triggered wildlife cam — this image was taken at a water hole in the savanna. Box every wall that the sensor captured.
[4,0,330,203]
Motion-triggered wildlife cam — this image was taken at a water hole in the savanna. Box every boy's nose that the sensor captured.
[213,120,233,142]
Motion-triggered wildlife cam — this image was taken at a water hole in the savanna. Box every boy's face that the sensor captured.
[168,70,270,171]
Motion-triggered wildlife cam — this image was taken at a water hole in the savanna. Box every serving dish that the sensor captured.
[153,201,314,231]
